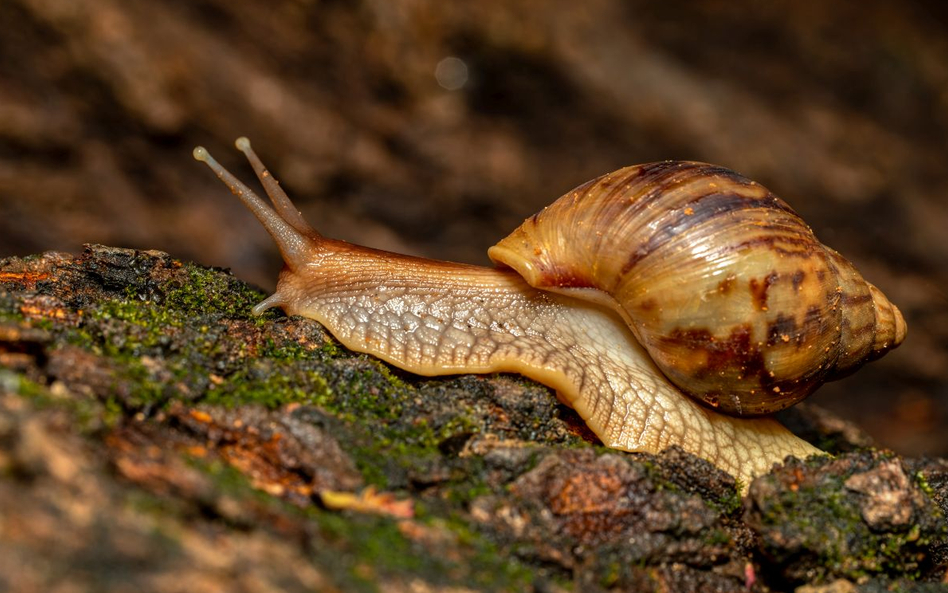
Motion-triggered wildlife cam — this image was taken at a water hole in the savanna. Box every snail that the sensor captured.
[193,138,906,486]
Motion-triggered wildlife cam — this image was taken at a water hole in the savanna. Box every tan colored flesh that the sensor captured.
[195,139,821,487]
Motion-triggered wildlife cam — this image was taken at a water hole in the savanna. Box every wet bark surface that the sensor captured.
[0,245,946,592]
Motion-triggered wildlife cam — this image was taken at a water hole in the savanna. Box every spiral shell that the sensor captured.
[488,161,906,416]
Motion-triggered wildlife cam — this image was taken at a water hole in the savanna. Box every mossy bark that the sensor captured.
[0,245,945,592]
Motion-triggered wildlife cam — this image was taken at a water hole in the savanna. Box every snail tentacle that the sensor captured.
[234,137,318,237]
[193,145,315,271]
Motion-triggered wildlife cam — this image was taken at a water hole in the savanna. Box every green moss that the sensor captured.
[914,471,936,498]
[42,264,289,413]
[444,479,493,506]
[204,365,332,409]
[80,297,184,360]
[65,262,271,368]
[116,358,170,408]
[374,363,410,391]
[753,469,944,583]
[96,295,183,326]
[334,397,479,489]
[712,483,743,516]
[348,440,437,490]
[162,265,267,319]
[318,338,345,358]
[258,337,322,361]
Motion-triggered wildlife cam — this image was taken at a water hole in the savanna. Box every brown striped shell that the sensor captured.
[487,161,906,416]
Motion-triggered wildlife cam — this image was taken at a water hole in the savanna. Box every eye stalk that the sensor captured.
[194,141,317,272]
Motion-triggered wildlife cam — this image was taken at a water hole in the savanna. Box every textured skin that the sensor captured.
[490,161,906,415]
[196,145,828,488]
[266,248,820,486]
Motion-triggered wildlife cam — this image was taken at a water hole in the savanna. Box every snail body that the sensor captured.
[193,139,905,486]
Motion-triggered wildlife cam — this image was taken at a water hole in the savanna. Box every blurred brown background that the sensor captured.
[1,0,945,456]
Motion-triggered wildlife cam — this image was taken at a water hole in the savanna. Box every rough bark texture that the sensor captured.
[1,245,946,592]
[0,0,946,458]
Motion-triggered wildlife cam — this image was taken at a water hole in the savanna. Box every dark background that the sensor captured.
[1,0,945,456]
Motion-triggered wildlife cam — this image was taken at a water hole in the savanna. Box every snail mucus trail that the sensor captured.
[193,138,905,486]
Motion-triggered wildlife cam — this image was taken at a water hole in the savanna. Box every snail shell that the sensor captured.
[489,161,906,416]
